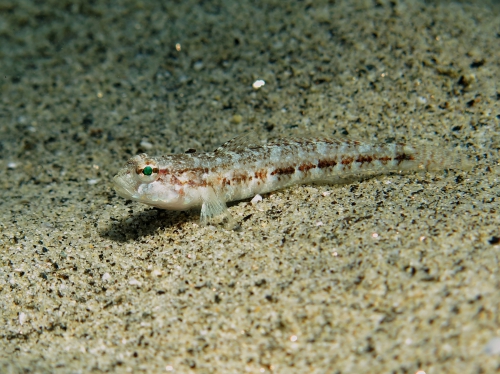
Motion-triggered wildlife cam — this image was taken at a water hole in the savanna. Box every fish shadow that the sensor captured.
[100,197,256,241]
[100,206,196,242]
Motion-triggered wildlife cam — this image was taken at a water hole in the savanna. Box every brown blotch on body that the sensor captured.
[176,166,210,174]
[377,156,391,165]
[298,163,316,172]
[232,172,249,184]
[317,159,338,169]
[254,169,267,180]
[355,155,373,164]
[341,157,353,165]
[169,172,207,188]
[186,178,207,188]
[394,153,415,164]
[271,166,295,176]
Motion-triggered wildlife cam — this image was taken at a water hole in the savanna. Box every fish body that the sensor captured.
[113,135,467,227]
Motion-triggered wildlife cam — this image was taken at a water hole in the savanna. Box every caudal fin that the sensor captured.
[416,145,473,172]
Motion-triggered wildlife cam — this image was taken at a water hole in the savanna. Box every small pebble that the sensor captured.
[19,312,27,325]
[251,194,263,204]
[252,79,265,89]
[484,337,500,355]
[140,140,154,150]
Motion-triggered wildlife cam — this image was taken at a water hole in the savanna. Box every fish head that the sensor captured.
[113,154,196,210]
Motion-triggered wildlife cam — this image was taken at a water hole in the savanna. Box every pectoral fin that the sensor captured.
[200,188,239,230]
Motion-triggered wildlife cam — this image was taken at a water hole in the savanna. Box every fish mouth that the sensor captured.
[112,173,137,200]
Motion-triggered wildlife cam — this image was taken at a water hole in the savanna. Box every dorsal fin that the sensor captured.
[214,132,265,153]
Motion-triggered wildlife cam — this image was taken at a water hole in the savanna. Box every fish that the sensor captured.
[112,134,470,228]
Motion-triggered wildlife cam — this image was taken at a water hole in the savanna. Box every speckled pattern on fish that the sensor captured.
[113,134,469,227]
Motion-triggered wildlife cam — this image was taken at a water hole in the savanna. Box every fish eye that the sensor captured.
[135,162,159,183]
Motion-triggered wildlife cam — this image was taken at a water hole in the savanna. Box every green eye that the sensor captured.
[134,160,158,183]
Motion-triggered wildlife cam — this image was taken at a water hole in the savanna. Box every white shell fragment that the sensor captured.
[19,312,27,325]
[252,80,265,89]
[251,194,263,205]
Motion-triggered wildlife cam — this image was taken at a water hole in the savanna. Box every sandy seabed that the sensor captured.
[1,0,499,373]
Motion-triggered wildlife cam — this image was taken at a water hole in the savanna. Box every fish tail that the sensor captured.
[414,145,473,172]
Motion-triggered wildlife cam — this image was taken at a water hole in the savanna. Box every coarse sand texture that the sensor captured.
[0,0,499,373]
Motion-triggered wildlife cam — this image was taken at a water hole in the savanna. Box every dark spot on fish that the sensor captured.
[377,156,391,165]
[317,159,337,169]
[341,157,353,165]
[394,153,415,164]
[298,163,316,172]
[355,155,373,163]
[255,169,267,179]
[271,166,295,176]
